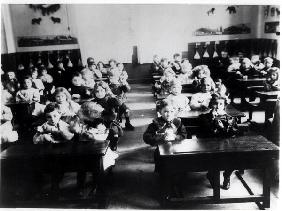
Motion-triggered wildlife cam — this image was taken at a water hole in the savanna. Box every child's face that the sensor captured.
[221,51,228,58]
[174,56,181,62]
[42,69,47,75]
[201,80,212,93]
[165,73,174,82]
[171,84,182,95]
[241,60,249,69]
[95,86,106,99]
[110,61,116,68]
[160,105,175,122]
[23,79,32,89]
[58,63,64,69]
[162,60,169,68]
[89,64,96,70]
[198,70,205,79]
[154,56,160,63]
[55,92,67,104]
[7,72,15,80]
[117,64,124,71]
[31,71,38,79]
[98,63,103,69]
[72,76,82,86]
[270,72,278,81]
[46,110,61,126]
[215,81,222,88]
[265,60,273,68]
[214,99,225,113]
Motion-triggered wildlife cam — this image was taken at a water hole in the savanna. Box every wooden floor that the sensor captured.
[1,84,279,209]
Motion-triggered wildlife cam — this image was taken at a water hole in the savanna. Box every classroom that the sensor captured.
[0,1,280,209]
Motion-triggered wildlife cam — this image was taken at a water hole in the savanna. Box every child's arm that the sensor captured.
[1,106,13,122]
[143,123,165,146]
[93,69,102,79]
[32,89,41,102]
[57,121,74,141]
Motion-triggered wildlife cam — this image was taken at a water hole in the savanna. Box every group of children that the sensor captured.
[145,52,280,197]
[1,57,135,195]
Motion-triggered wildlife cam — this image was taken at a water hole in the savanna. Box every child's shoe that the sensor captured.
[222,176,230,190]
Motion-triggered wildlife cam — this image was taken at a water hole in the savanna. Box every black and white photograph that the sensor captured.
[0,0,280,209]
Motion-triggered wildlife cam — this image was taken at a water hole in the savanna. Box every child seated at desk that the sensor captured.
[1,103,18,144]
[214,78,229,98]
[87,57,102,80]
[251,55,265,72]
[54,87,81,123]
[154,67,176,94]
[143,99,187,197]
[81,68,96,89]
[30,67,45,95]
[33,103,74,144]
[178,59,193,84]
[97,61,108,75]
[3,70,20,96]
[190,77,215,110]
[159,58,171,74]
[151,54,161,75]
[192,65,212,91]
[264,67,280,91]
[166,79,190,113]
[260,57,274,76]
[171,53,182,75]
[227,56,241,72]
[39,66,54,101]
[199,94,239,190]
[235,58,257,78]
[69,72,90,100]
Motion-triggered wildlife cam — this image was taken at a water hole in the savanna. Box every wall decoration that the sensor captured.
[29,4,61,16]
[264,21,279,33]
[17,35,78,47]
[193,43,201,60]
[207,8,215,16]
[223,23,251,34]
[194,27,222,36]
[276,8,280,16]
[264,6,270,17]
[194,24,250,36]
[226,6,239,14]
[31,18,42,25]
[51,16,61,24]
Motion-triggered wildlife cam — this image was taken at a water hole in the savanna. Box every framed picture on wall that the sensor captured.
[265,21,279,33]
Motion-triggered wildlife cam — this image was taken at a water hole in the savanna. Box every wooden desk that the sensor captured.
[256,91,279,100]
[156,93,194,101]
[178,104,245,125]
[158,135,279,208]
[1,140,109,206]
[236,78,266,87]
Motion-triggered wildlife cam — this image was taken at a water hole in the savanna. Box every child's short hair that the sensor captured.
[208,93,228,109]
[251,55,260,64]
[170,79,182,87]
[200,77,215,90]
[163,67,175,77]
[93,81,112,95]
[39,66,47,75]
[109,59,117,64]
[160,58,168,63]
[72,71,82,78]
[242,58,253,67]
[264,57,274,64]
[79,101,104,119]
[44,102,59,114]
[268,67,279,79]
[156,99,174,112]
[54,87,72,101]
[97,61,105,67]
[173,53,181,58]
[87,57,95,65]
[193,65,210,77]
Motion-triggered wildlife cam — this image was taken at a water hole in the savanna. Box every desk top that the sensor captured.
[156,93,194,100]
[1,140,109,161]
[256,90,280,97]
[158,135,279,156]
[178,104,245,119]
[237,78,266,82]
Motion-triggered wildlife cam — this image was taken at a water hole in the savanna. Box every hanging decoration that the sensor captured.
[213,41,219,58]
[29,4,61,16]
[51,16,61,24]
[226,6,239,14]
[194,43,201,60]
[203,42,210,58]
[207,8,215,16]
[31,18,42,25]
[47,51,54,69]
